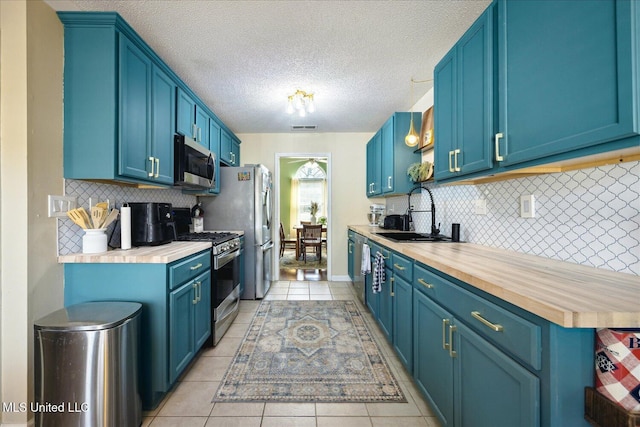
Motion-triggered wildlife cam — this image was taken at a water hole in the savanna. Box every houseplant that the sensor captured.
[309,202,319,224]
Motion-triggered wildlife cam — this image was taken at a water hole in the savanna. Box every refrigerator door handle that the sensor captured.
[262,241,274,251]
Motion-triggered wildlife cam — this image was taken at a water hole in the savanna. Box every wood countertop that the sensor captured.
[58,241,212,264]
[349,225,639,328]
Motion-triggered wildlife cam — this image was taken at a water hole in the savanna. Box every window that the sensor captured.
[294,162,326,222]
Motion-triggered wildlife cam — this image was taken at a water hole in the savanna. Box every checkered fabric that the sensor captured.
[595,328,640,413]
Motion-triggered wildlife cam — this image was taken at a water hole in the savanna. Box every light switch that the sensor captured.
[48,195,77,217]
[520,195,535,218]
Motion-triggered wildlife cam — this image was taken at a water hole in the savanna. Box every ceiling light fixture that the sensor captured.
[287,90,315,117]
[405,78,419,147]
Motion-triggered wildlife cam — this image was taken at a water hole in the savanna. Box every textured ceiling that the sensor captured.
[46,0,491,134]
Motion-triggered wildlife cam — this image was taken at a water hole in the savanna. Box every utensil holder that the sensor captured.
[82,229,108,254]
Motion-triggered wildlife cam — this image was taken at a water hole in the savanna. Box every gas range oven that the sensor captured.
[174,213,242,346]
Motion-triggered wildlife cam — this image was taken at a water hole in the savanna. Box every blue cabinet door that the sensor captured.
[366,131,382,196]
[176,88,196,138]
[454,321,540,427]
[195,106,210,148]
[457,4,494,176]
[497,0,639,166]
[231,136,241,166]
[392,274,412,373]
[377,266,393,341]
[381,117,395,193]
[119,36,152,181]
[434,48,457,181]
[434,5,494,181]
[220,129,233,165]
[194,271,212,350]
[169,280,195,384]
[413,290,454,426]
[151,65,176,185]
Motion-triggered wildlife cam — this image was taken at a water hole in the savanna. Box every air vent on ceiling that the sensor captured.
[291,125,317,131]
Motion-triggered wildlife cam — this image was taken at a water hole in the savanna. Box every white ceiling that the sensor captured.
[45,0,491,134]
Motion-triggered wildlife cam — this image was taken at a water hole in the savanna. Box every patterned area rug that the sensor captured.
[213,300,406,403]
[279,248,327,269]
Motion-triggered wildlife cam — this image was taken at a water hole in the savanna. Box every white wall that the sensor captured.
[0,0,64,424]
[238,133,374,279]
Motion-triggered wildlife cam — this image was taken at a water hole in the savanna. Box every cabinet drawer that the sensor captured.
[168,250,211,290]
[413,263,541,370]
[392,252,412,281]
[368,242,391,268]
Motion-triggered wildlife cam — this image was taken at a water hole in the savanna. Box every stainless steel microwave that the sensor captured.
[174,134,215,190]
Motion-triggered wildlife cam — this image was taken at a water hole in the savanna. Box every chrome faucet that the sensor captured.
[406,184,440,236]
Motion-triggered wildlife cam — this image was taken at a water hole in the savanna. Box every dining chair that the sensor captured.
[279,223,296,258]
[300,224,323,263]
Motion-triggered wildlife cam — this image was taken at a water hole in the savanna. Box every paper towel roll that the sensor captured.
[120,205,131,250]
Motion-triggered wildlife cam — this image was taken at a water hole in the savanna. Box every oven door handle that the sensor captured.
[214,248,240,270]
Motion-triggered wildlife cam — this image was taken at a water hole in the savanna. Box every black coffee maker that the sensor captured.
[128,202,176,246]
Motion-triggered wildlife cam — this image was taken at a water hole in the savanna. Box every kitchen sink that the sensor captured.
[375,232,454,242]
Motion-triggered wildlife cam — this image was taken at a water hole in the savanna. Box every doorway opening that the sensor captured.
[275,153,331,281]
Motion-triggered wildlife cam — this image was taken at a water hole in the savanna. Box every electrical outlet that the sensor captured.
[474,199,487,215]
[48,195,77,217]
[520,195,535,218]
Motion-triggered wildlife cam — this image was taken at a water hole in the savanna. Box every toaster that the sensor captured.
[382,214,406,230]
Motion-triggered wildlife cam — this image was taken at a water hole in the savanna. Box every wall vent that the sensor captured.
[290,125,317,131]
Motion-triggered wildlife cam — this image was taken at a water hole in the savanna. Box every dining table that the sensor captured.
[293,224,327,260]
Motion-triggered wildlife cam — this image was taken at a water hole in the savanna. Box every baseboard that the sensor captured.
[331,275,351,281]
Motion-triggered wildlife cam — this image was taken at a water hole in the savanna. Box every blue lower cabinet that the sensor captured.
[392,274,413,373]
[64,249,212,410]
[413,290,454,426]
[377,266,393,341]
[455,321,539,427]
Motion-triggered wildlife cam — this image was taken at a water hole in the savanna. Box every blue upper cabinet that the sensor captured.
[434,0,639,183]
[59,12,240,188]
[434,4,495,181]
[367,113,421,197]
[496,0,639,167]
[60,13,174,186]
[176,88,196,139]
[220,129,241,166]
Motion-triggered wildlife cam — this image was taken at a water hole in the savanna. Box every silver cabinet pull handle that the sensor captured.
[154,158,160,178]
[393,263,405,271]
[449,325,457,358]
[442,318,450,350]
[454,149,461,172]
[471,311,504,332]
[192,123,197,140]
[390,277,395,297]
[192,282,198,304]
[448,150,454,172]
[418,278,433,289]
[190,263,203,271]
[495,132,504,161]
[148,156,155,177]
[387,176,392,189]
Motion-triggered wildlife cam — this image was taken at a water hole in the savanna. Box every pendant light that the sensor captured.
[405,78,419,147]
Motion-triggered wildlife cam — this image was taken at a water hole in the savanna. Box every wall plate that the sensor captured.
[48,195,77,217]
[520,195,535,218]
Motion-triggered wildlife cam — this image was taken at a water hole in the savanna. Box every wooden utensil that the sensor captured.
[91,206,107,228]
[66,210,87,229]
[101,208,119,229]
[77,208,93,229]
[95,201,109,211]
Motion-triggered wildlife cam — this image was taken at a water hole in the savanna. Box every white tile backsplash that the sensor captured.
[58,179,197,255]
[387,161,640,275]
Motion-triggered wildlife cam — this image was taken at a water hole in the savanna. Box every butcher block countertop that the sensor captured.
[58,241,212,264]
[350,225,639,328]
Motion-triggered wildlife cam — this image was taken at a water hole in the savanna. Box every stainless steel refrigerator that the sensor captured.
[200,164,274,299]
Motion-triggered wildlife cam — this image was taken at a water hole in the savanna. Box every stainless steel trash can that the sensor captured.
[34,302,142,427]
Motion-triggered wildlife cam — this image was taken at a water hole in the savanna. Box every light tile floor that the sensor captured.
[143,281,442,427]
